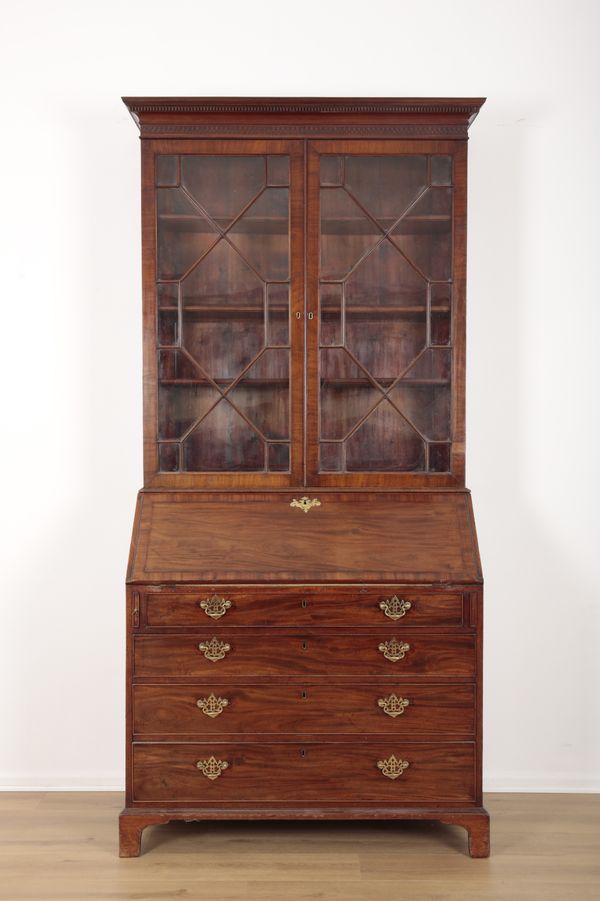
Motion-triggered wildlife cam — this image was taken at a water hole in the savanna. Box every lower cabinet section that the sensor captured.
[132,741,476,804]
[133,682,476,736]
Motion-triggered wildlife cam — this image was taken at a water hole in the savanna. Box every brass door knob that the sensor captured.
[378,638,410,662]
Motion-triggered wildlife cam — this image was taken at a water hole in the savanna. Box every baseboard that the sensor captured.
[0,777,125,791]
[484,774,600,793]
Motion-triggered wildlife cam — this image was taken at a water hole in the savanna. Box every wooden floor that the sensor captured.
[0,793,598,900]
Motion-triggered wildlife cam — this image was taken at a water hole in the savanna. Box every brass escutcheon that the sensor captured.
[378,638,410,662]
[196,756,229,780]
[378,694,410,718]
[377,755,410,779]
[200,593,232,620]
[196,693,229,717]
[198,637,231,662]
[379,596,412,620]
[290,496,321,513]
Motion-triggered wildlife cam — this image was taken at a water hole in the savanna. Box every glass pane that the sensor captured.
[228,349,290,440]
[320,442,343,471]
[181,310,264,381]
[182,401,264,471]
[181,239,263,309]
[320,188,380,279]
[430,156,452,186]
[320,348,381,441]
[158,310,178,346]
[320,284,343,346]
[267,284,289,346]
[267,155,290,186]
[157,283,178,309]
[344,156,428,226]
[156,155,178,187]
[158,383,221,440]
[268,443,290,472]
[158,443,179,472]
[391,188,452,281]
[156,188,219,279]
[430,284,451,345]
[155,154,291,474]
[389,383,451,441]
[320,156,343,186]
[317,152,454,475]
[402,348,451,381]
[345,401,425,472]
[228,188,289,280]
[180,156,265,227]
[429,442,451,472]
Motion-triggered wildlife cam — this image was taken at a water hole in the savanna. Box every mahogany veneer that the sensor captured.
[121,96,488,858]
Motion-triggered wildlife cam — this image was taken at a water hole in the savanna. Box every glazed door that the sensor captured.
[306,141,466,487]
[146,140,304,488]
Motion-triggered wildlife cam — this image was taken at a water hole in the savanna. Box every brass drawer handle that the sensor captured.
[197,693,229,717]
[290,496,321,513]
[198,637,231,662]
[196,756,229,780]
[379,596,412,620]
[378,638,410,662]
[377,755,410,779]
[199,593,231,620]
[378,694,409,717]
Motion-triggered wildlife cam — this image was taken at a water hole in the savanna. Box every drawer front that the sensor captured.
[143,586,464,628]
[133,682,475,736]
[132,741,475,803]
[134,630,475,677]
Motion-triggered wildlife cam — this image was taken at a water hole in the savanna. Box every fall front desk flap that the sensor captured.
[128,491,481,584]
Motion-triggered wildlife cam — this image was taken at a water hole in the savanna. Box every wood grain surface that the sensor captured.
[142,585,465,628]
[133,630,476,678]
[128,490,482,583]
[3,793,599,899]
[132,681,476,737]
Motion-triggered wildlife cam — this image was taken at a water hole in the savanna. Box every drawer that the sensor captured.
[133,630,476,678]
[141,586,465,628]
[132,741,476,803]
[133,682,476,736]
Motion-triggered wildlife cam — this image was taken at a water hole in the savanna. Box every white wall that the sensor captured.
[1,0,598,791]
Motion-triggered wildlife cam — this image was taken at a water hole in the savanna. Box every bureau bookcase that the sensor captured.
[120,97,488,857]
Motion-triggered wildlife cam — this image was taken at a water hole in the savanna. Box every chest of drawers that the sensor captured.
[120,490,488,857]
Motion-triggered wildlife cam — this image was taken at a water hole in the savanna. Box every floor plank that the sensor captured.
[0,793,598,900]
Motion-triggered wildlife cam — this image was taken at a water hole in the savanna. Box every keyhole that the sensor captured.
[301,600,308,609]
[300,749,306,758]
[301,690,307,700]
[302,641,308,650]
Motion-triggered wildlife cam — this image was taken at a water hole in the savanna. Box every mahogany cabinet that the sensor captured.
[120,97,488,857]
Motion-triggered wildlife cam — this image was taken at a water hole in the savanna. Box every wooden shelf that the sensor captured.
[160,378,289,386]
[159,305,450,315]
[321,378,449,387]
[159,377,448,387]
[157,213,450,236]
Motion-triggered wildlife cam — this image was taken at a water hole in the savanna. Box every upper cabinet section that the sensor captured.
[123,98,484,489]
